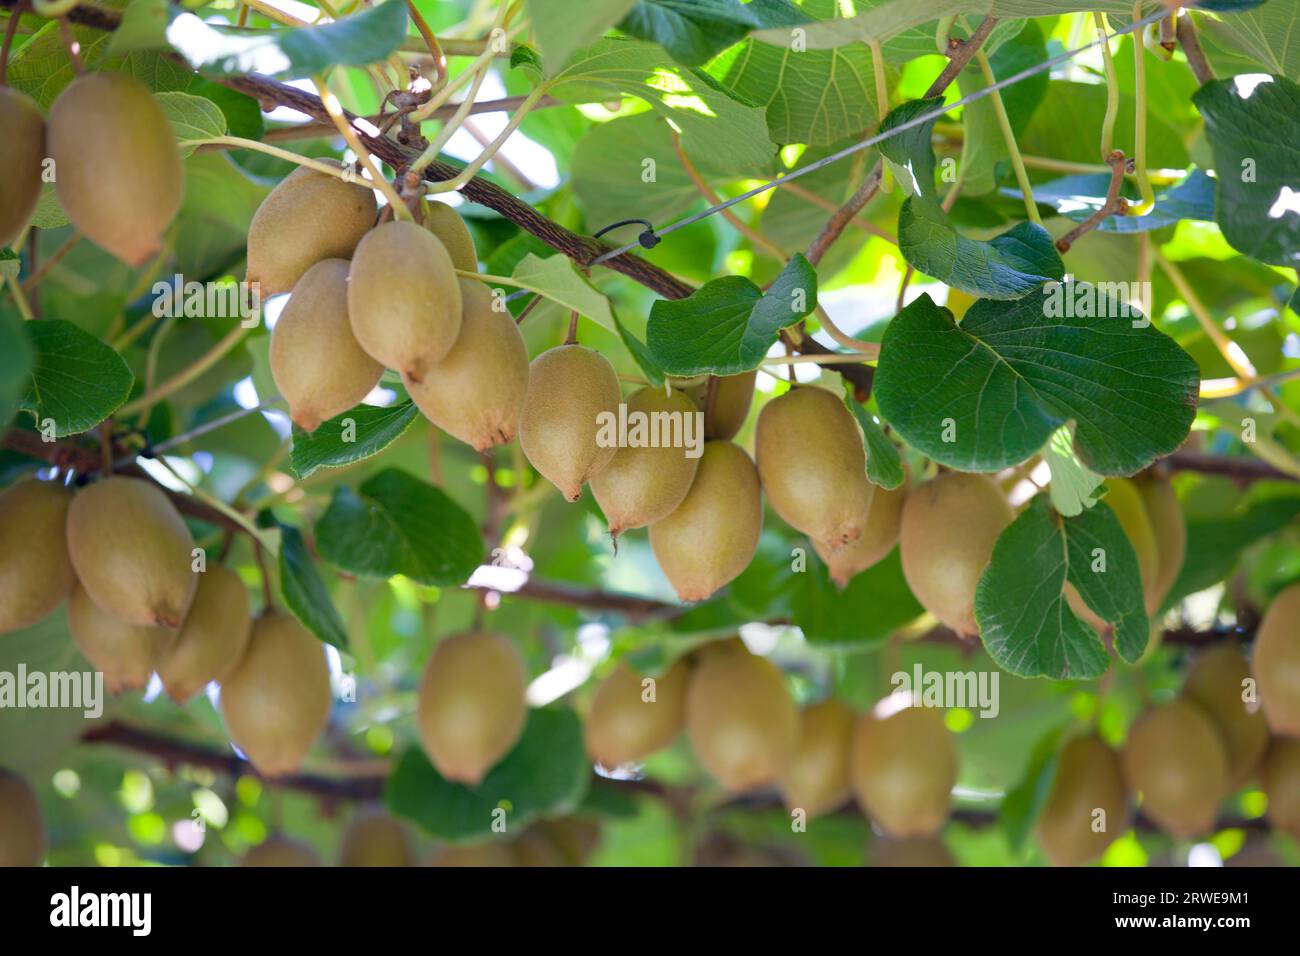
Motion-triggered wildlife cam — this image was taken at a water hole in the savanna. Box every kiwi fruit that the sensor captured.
[1253,583,1300,736]
[1121,700,1228,837]
[0,479,76,634]
[649,441,762,602]
[46,73,182,267]
[684,641,798,792]
[1182,644,1268,788]
[584,659,689,767]
[1258,737,1300,838]
[424,200,478,272]
[404,278,529,450]
[239,836,321,867]
[872,836,955,867]
[347,220,462,383]
[812,476,907,587]
[339,810,415,867]
[778,698,855,819]
[1102,477,1161,615]
[66,477,198,630]
[518,344,622,501]
[156,565,253,705]
[245,162,377,295]
[219,611,332,777]
[428,841,516,867]
[536,818,601,866]
[756,386,874,550]
[417,632,527,784]
[676,372,757,440]
[270,258,383,433]
[68,583,173,693]
[899,472,1013,636]
[850,705,956,837]
[589,387,701,539]
[0,768,46,867]
[1034,735,1128,866]
[1134,474,1186,611]
[0,88,45,249]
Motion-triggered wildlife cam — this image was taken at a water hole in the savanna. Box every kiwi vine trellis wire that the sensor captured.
[583,7,1170,271]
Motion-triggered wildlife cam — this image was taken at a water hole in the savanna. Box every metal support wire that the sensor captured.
[587,7,1168,269]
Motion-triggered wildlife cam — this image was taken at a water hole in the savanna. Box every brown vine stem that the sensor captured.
[1054,150,1130,253]
[55,15,84,74]
[1175,12,1214,85]
[805,15,998,267]
[0,0,24,85]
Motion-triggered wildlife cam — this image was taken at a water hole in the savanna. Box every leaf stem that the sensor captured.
[407,5,517,123]
[425,84,549,194]
[311,74,410,218]
[759,351,877,366]
[1156,252,1254,381]
[1128,2,1156,217]
[406,0,447,84]
[3,275,35,321]
[118,322,252,417]
[975,48,1039,225]
[671,132,786,260]
[1093,12,1119,158]
[0,0,24,86]
[180,136,364,181]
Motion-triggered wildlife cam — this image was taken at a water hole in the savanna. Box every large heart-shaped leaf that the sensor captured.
[874,290,1199,475]
[17,320,134,437]
[975,494,1148,680]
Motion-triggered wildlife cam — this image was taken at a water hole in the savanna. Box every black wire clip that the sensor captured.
[594,218,661,249]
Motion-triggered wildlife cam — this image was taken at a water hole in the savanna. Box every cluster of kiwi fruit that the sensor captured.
[1035,599,1300,865]
[0,472,334,780]
[582,637,959,839]
[236,810,599,867]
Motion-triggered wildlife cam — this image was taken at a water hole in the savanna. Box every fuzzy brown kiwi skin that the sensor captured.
[812,475,907,587]
[583,659,690,767]
[0,88,45,249]
[683,641,798,792]
[416,632,528,785]
[239,836,322,867]
[219,611,333,778]
[675,372,758,440]
[47,73,182,267]
[270,258,383,433]
[1034,735,1128,866]
[1182,644,1269,788]
[404,278,530,451]
[1259,737,1300,838]
[1121,700,1228,838]
[0,479,76,634]
[756,386,874,551]
[778,698,856,820]
[346,220,462,384]
[649,441,762,602]
[1253,583,1300,737]
[424,200,478,272]
[245,162,377,295]
[0,768,46,867]
[849,705,956,837]
[338,811,415,867]
[589,387,701,540]
[65,476,198,630]
[156,565,253,705]
[67,583,174,694]
[898,472,1012,636]
[517,345,622,502]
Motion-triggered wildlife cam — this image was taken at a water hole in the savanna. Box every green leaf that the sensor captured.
[549,39,775,174]
[155,91,228,157]
[612,308,666,386]
[167,1,409,78]
[1006,170,1216,234]
[619,0,759,66]
[0,250,18,280]
[975,494,1147,680]
[277,522,350,651]
[874,290,1200,475]
[0,310,34,428]
[842,384,904,490]
[315,469,484,587]
[999,724,1065,854]
[507,253,614,332]
[527,0,637,75]
[1167,491,1300,607]
[289,401,421,479]
[793,547,923,647]
[1041,424,1104,518]
[17,320,134,437]
[385,708,590,841]
[646,254,817,375]
[1200,1,1300,80]
[1193,75,1300,268]
[107,0,172,56]
[188,78,265,141]
[878,98,1064,298]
